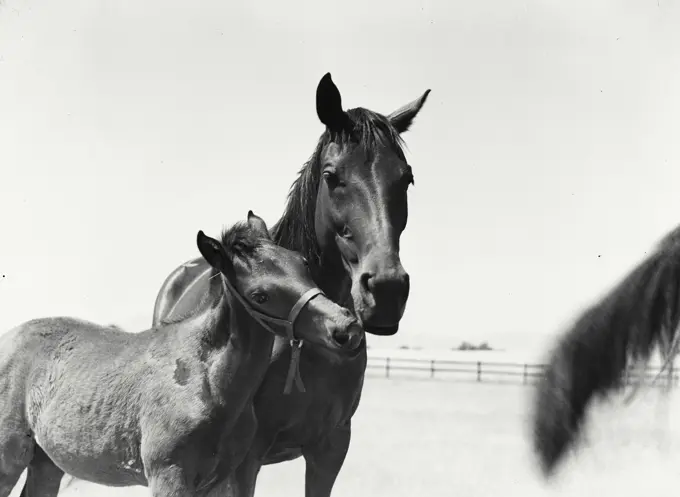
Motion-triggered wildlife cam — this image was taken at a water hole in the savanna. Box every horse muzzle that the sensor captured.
[330,319,365,351]
[353,262,410,336]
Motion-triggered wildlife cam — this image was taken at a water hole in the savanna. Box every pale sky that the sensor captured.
[1,0,680,354]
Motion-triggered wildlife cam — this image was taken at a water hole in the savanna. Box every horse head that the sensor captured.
[312,73,430,336]
[197,211,364,353]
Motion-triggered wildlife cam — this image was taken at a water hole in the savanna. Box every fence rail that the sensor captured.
[365,356,678,387]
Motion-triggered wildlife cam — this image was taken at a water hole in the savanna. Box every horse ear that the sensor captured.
[316,73,350,133]
[387,89,431,134]
[247,210,271,239]
[196,230,230,272]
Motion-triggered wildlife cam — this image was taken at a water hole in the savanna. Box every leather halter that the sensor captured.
[219,273,324,394]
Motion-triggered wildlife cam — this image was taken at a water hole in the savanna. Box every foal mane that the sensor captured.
[271,107,404,272]
[220,222,263,264]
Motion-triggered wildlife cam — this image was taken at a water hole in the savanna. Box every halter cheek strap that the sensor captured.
[220,274,324,395]
[280,287,324,394]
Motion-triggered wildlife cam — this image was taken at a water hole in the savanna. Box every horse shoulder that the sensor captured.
[139,350,213,425]
[137,357,219,466]
[153,257,212,326]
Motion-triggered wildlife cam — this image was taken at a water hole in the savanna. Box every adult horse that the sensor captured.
[152,73,430,496]
[532,223,680,478]
[0,212,363,497]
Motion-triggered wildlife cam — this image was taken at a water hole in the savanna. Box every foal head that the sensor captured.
[197,211,364,352]
[312,74,430,336]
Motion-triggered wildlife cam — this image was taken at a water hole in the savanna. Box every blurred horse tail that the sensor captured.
[532,224,680,478]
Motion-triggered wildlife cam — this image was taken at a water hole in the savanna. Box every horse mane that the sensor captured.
[271,107,405,271]
[532,222,680,477]
[657,223,680,252]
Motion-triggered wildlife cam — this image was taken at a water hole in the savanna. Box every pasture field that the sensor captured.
[9,375,680,497]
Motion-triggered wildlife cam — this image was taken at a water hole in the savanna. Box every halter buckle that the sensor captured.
[290,338,304,349]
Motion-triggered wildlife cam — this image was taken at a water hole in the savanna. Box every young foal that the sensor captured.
[0,211,363,497]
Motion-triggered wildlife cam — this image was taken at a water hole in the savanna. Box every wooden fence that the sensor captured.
[365,356,679,387]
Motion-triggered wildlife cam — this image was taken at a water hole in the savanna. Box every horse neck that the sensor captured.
[271,161,353,310]
[198,271,276,414]
[315,251,353,310]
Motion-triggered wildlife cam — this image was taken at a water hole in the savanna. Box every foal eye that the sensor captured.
[252,292,269,304]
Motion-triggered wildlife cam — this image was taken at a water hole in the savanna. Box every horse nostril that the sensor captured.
[332,325,363,350]
[347,330,363,350]
[360,272,373,293]
[362,271,409,300]
[333,327,350,345]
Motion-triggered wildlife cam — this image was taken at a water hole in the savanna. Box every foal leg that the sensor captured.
[0,427,35,497]
[148,465,192,497]
[302,422,351,497]
[20,446,64,497]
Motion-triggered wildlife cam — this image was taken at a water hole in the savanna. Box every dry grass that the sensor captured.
[9,376,680,496]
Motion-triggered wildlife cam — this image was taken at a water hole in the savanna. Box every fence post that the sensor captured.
[523,363,528,385]
[385,357,390,378]
[430,359,435,378]
[477,361,481,382]
[668,360,675,390]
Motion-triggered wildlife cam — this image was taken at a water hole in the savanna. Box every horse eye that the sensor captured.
[252,292,269,304]
[338,226,353,239]
[323,170,343,189]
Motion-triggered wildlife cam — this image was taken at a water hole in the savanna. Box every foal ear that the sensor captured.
[316,73,350,133]
[247,210,271,240]
[196,230,229,272]
[387,89,431,134]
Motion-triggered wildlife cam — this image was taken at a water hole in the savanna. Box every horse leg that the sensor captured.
[227,451,263,497]
[20,446,64,497]
[301,422,351,497]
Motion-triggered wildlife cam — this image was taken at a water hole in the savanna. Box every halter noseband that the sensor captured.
[219,273,323,394]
